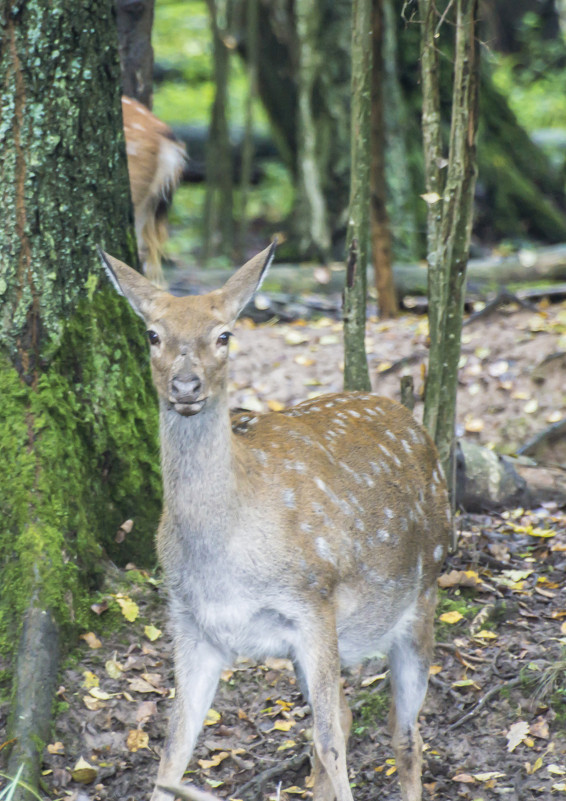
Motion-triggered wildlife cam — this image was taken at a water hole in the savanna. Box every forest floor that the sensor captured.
[2,295,566,801]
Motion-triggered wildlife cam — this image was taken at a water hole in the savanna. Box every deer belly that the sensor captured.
[335,585,419,666]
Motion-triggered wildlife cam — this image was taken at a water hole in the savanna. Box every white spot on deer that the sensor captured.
[361,473,374,488]
[369,460,381,475]
[378,444,391,460]
[283,488,296,509]
[339,461,363,484]
[434,544,444,563]
[391,453,402,467]
[300,521,313,534]
[310,406,321,413]
[325,401,335,408]
[355,518,365,532]
[365,407,378,417]
[285,461,306,473]
[401,439,412,454]
[377,528,390,542]
[315,537,337,566]
[408,428,421,444]
[445,507,452,522]
[386,430,397,442]
[248,417,258,425]
[384,508,394,520]
[253,449,268,466]
[348,409,361,418]
[126,142,138,156]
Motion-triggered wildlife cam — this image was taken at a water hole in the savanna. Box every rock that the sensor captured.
[458,439,527,512]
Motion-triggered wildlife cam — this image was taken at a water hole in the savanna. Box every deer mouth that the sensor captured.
[170,398,207,416]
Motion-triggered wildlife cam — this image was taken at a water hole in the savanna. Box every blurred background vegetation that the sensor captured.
[149,0,566,268]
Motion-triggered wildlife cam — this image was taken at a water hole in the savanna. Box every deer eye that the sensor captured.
[147,330,160,346]
[216,331,232,348]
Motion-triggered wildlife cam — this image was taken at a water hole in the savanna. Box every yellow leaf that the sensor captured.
[126,729,149,752]
[83,694,105,711]
[272,718,296,732]
[386,766,397,776]
[439,610,464,624]
[105,659,123,679]
[47,741,65,755]
[80,632,102,649]
[294,355,315,367]
[474,771,506,781]
[144,624,162,641]
[429,665,443,675]
[283,787,305,794]
[89,687,113,700]
[532,757,544,774]
[420,192,441,205]
[115,594,139,622]
[465,417,484,433]
[198,752,230,770]
[71,757,98,784]
[82,671,99,689]
[507,720,529,752]
[284,330,309,346]
[267,400,285,412]
[204,708,221,726]
[277,739,297,751]
[473,630,497,640]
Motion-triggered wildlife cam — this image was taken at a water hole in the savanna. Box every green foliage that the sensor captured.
[153,0,292,262]
[353,686,390,735]
[491,14,566,136]
[0,285,161,660]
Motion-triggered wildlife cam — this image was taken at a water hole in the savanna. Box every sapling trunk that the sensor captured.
[343,0,372,392]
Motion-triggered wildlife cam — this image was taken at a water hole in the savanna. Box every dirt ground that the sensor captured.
[2,297,566,801]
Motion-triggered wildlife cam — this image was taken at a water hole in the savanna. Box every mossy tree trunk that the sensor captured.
[343,0,371,392]
[420,0,480,497]
[0,3,161,797]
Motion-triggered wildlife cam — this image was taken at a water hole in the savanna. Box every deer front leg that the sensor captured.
[295,614,354,801]
[150,635,225,801]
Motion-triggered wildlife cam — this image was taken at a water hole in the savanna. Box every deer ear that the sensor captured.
[220,241,277,322]
[97,247,165,321]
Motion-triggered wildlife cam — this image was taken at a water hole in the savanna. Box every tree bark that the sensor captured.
[203,0,234,261]
[0,3,161,796]
[343,0,371,392]
[370,0,397,318]
[420,0,480,498]
[116,0,155,108]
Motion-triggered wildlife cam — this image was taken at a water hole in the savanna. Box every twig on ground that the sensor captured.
[463,289,536,326]
[448,676,522,730]
[235,750,311,799]
[158,782,223,801]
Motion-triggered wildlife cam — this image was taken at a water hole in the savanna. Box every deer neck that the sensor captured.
[159,395,237,522]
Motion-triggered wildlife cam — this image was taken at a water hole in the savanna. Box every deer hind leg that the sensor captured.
[295,619,354,801]
[309,683,352,801]
[388,589,436,801]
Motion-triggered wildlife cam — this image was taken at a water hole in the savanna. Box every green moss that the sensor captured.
[0,285,161,662]
[353,686,390,736]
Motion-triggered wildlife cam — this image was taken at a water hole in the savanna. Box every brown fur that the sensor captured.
[99,244,451,801]
[122,96,186,286]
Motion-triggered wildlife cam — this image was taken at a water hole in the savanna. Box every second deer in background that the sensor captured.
[122,96,186,286]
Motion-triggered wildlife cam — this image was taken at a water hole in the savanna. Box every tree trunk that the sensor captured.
[237,0,259,259]
[420,0,480,497]
[240,0,566,259]
[0,3,161,796]
[343,0,371,392]
[203,0,234,261]
[116,0,155,107]
[370,0,397,318]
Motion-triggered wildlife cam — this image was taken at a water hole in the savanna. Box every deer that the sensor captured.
[99,242,452,801]
[122,96,186,287]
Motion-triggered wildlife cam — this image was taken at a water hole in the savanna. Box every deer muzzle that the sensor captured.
[169,374,206,416]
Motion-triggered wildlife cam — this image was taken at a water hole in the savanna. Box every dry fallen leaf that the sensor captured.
[114,594,139,622]
[127,729,150,752]
[136,700,158,726]
[144,624,163,642]
[438,570,480,589]
[80,632,102,649]
[82,671,99,689]
[105,659,123,679]
[198,751,229,770]
[439,610,464,625]
[272,719,296,732]
[47,741,65,755]
[71,757,98,784]
[204,708,221,726]
[507,720,530,752]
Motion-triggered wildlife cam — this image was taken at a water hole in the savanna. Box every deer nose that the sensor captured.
[170,374,202,403]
